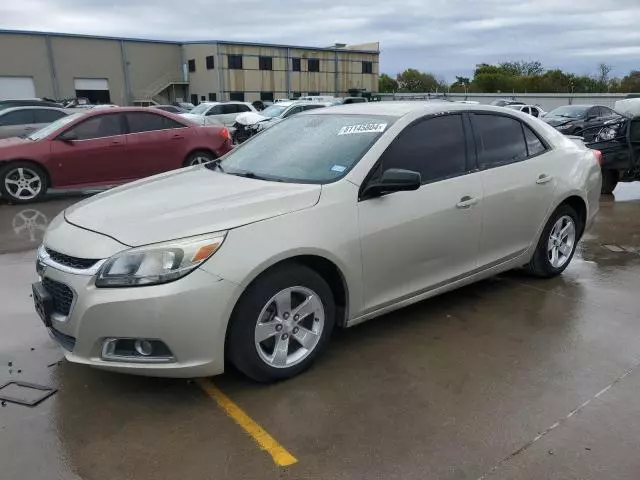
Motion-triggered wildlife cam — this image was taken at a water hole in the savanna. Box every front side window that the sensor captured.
[221,104,239,114]
[378,114,467,184]
[0,110,34,126]
[219,114,393,183]
[66,114,123,140]
[34,109,66,123]
[471,114,528,168]
[125,112,183,133]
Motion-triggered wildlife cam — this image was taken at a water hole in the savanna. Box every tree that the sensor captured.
[620,71,640,92]
[378,73,398,93]
[499,61,544,77]
[454,76,471,85]
[396,68,441,92]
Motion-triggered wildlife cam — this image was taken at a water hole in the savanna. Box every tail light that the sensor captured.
[591,149,603,165]
[220,127,230,141]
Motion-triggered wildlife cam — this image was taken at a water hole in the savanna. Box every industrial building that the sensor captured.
[0,30,379,105]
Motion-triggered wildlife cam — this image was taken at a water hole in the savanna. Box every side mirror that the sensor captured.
[58,130,78,142]
[362,168,421,198]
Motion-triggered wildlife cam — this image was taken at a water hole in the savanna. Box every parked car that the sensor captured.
[33,103,601,381]
[331,97,368,105]
[0,107,232,203]
[180,101,257,127]
[543,105,620,136]
[0,99,62,111]
[152,105,188,114]
[505,104,546,118]
[172,101,195,111]
[490,99,525,107]
[0,106,68,139]
[232,101,331,143]
[582,100,640,193]
[133,100,159,107]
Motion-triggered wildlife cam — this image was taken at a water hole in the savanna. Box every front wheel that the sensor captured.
[0,162,47,204]
[185,151,215,166]
[525,205,581,278]
[227,264,335,382]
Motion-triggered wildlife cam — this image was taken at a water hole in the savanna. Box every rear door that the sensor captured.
[49,112,127,186]
[358,114,483,311]
[0,109,35,139]
[471,113,557,268]
[124,111,190,177]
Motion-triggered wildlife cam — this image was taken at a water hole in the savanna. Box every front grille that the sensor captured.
[45,248,99,270]
[42,277,74,316]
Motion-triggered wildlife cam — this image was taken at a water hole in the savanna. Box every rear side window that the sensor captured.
[0,110,35,126]
[379,114,467,184]
[34,109,66,123]
[68,114,123,140]
[471,114,528,168]
[221,104,239,114]
[236,104,251,113]
[523,125,546,156]
[125,112,184,133]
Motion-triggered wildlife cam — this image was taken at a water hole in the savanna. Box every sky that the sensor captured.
[1,0,639,81]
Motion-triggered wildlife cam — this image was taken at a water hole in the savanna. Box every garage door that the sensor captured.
[74,78,111,104]
[0,77,36,100]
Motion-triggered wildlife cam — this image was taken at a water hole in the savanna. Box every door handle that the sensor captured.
[536,174,553,184]
[109,140,123,147]
[456,196,478,209]
[171,135,184,140]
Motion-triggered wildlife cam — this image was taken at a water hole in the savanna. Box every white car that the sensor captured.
[0,106,68,139]
[505,104,546,118]
[180,101,256,127]
[34,103,601,381]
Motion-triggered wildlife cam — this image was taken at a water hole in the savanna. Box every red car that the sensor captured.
[0,107,232,203]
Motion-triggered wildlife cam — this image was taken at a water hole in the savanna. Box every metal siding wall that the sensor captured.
[0,34,55,98]
[123,42,183,100]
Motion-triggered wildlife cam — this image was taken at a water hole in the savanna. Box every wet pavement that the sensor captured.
[1,184,640,480]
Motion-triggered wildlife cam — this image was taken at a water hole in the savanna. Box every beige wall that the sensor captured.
[0,33,56,98]
[123,42,183,98]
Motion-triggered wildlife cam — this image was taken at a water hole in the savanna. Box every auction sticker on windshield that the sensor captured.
[338,123,387,135]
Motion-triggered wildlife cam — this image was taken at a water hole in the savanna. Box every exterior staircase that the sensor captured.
[135,72,188,104]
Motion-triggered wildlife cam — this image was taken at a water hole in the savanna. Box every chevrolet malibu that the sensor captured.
[0,107,232,203]
[34,103,602,382]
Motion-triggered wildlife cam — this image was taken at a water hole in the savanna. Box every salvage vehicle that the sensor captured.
[0,106,68,139]
[0,107,232,203]
[505,104,546,118]
[232,101,330,143]
[33,103,601,381]
[180,101,256,127]
[543,104,620,136]
[582,99,640,194]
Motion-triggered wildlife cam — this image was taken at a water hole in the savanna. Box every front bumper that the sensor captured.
[39,263,238,378]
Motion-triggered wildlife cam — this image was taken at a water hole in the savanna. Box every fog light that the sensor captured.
[134,339,153,356]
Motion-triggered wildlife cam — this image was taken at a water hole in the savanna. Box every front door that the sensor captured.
[470,113,557,268]
[358,114,483,312]
[49,112,127,187]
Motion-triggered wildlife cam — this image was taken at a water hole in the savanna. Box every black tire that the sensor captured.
[0,161,47,204]
[184,150,215,167]
[227,264,335,382]
[525,204,582,278]
[601,169,619,195]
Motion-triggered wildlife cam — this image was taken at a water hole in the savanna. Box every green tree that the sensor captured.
[378,73,398,93]
[396,68,441,92]
[620,71,640,92]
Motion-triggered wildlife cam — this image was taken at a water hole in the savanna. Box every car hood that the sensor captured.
[543,117,573,127]
[235,111,270,126]
[64,167,322,246]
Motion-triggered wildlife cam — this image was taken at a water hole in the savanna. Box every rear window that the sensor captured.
[220,114,394,183]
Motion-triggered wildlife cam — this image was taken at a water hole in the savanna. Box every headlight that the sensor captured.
[95,233,226,287]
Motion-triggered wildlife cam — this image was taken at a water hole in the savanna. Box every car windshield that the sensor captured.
[189,103,212,115]
[217,114,394,183]
[548,106,589,118]
[27,113,83,141]
[260,105,288,118]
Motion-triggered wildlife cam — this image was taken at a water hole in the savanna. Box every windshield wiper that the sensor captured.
[227,170,269,180]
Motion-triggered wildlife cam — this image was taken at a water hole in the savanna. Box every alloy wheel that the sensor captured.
[4,167,43,201]
[254,286,325,368]
[547,215,576,268]
[189,155,212,165]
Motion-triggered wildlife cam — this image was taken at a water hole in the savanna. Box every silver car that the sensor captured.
[180,101,256,127]
[34,103,601,381]
[0,106,68,139]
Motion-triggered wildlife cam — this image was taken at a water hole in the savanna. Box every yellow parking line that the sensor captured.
[197,378,298,467]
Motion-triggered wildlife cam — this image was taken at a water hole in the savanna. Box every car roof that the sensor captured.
[62,106,182,117]
[306,101,523,118]
[0,105,67,113]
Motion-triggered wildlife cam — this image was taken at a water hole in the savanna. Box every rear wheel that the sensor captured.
[0,162,47,204]
[185,151,215,166]
[526,204,581,278]
[227,264,335,382]
[601,169,619,194]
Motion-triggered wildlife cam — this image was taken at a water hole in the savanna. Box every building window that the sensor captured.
[190,94,198,105]
[292,58,301,72]
[229,92,245,101]
[308,91,320,96]
[259,56,273,71]
[206,55,215,70]
[228,55,243,70]
[260,92,274,101]
[362,61,373,74]
[292,92,301,98]
[188,59,196,73]
[208,93,217,101]
[200,95,206,101]
[308,58,320,72]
